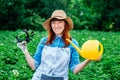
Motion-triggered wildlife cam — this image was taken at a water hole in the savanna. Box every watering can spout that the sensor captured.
[66,39,104,60]
[66,39,82,54]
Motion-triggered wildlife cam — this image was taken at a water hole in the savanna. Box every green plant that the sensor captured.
[16,29,34,43]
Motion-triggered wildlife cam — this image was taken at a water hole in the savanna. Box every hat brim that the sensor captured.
[43,17,74,31]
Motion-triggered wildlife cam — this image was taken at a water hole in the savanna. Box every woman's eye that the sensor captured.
[51,20,64,24]
[59,21,62,23]
[51,21,55,24]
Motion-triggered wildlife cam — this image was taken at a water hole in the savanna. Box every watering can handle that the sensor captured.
[99,42,103,56]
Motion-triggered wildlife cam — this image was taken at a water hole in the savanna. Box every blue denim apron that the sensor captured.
[32,45,70,80]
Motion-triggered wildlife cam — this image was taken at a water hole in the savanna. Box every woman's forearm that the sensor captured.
[24,51,35,70]
[73,60,91,74]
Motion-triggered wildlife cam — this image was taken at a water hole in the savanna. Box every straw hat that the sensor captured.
[43,10,74,31]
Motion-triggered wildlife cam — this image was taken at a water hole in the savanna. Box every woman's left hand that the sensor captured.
[96,56,102,61]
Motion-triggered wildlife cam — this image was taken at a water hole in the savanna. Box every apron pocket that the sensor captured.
[41,74,64,80]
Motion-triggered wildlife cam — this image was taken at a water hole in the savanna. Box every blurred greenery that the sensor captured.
[0,0,120,79]
[0,0,120,31]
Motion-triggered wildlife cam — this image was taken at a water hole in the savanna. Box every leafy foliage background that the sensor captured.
[0,30,120,80]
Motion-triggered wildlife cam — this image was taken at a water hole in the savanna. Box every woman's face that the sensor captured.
[51,19,65,36]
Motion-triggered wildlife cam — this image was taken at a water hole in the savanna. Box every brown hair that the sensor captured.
[45,20,71,47]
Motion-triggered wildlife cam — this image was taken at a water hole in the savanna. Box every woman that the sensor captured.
[17,10,100,80]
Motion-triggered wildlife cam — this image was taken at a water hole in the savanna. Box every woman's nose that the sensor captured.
[54,22,59,27]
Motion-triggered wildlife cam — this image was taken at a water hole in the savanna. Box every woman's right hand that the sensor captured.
[17,41,28,53]
[17,41,35,70]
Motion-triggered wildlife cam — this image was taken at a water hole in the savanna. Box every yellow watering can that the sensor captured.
[66,39,104,60]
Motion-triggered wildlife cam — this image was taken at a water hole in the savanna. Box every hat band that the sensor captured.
[52,16,67,19]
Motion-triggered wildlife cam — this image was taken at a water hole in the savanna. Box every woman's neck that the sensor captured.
[56,34,62,37]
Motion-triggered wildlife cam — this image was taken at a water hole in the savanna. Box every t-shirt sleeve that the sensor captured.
[69,39,80,72]
[33,37,46,69]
